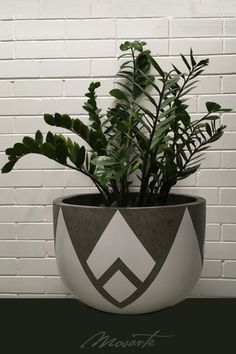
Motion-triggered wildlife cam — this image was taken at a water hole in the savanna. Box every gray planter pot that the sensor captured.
[53,193,205,314]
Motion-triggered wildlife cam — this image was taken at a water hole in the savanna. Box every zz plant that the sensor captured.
[1,41,231,207]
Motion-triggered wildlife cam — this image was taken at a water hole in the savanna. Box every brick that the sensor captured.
[210,133,236,150]
[14,117,63,134]
[205,242,236,260]
[171,19,222,37]
[223,261,236,278]
[19,258,59,275]
[14,79,63,97]
[0,224,16,239]
[224,38,236,54]
[191,279,236,297]
[199,170,236,187]
[65,40,116,58]
[65,78,113,96]
[17,223,53,240]
[200,152,220,168]
[222,114,236,131]
[207,206,236,223]
[175,173,197,187]
[0,206,45,222]
[64,187,98,196]
[15,20,64,40]
[15,188,63,205]
[92,0,206,18]
[0,240,45,257]
[0,3,13,20]
[43,170,93,187]
[191,76,221,95]
[91,58,119,77]
[0,98,43,115]
[65,19,116,39]
[222,225,236,241]
[15,41,64,59]
[222,76,236,94]
[0,189,14,205]
[15,154,62,170]
[170,39,222,55]
[0,81,12,97]
[204,55,236,74]
[0,61,39,79]
[221,152,236,168]
[14,0,40,19]
[0,171,43,187]
[45,206,53,222]
[0,259,17,275]
[0,118,14,133]
[0,21,14,41]
[0,42,14,59]
[220,188,236,205]
[172,187,218,205]
[45,276,70,294]
[225,19,236,36]
[117,19,168,38]
[46,241,55,256]
[0,276,45,293]
[201,260,221,278]
[42,98,84,115]
[40,60,90,78]
[206,224,220,241]
[39,0,90,18]
[0,134,23,152]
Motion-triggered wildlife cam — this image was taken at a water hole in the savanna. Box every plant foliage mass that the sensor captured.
[2,41,231,207]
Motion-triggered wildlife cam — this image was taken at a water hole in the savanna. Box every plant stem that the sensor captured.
[135,78,167,206]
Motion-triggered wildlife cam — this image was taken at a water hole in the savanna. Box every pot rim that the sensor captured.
[53,193,206,210]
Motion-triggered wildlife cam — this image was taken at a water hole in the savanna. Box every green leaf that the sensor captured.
[180,54,191,71]
[35,130,43,144]
[205,123,212,136]
[190,48,196,66]
[10,143,28,156]
[120,41,132,51]
[44,114,55,126]
[196,59,209,67]
[73,119,89,140]
[109,89,128,101]
[54,112,62,126]
[172,64,182,75]
[206,101,221,113]
[22,137,40,153]
[61,114,72,129]
[76,146,85,167]
[55,143,67,163]
[160,96,176,109]
[1,159,17,173]
[40,143,56,159]
[148,55,165,78]
[90,156,118,167]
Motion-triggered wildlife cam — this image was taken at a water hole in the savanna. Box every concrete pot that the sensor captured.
[53,193,205,314]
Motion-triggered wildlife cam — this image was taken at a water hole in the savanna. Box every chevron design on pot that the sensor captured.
[55,205,201,309]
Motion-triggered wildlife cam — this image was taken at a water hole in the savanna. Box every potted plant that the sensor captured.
[2,41,230,314]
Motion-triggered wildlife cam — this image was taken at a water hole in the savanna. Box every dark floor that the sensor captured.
[0,298,234,353]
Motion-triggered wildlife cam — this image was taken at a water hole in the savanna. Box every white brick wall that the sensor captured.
[0,0,236,298]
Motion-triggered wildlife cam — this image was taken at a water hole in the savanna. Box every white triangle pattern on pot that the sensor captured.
[86,210,155,282]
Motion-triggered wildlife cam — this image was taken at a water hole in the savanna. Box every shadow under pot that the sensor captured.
[53,193,205,314]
